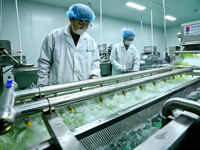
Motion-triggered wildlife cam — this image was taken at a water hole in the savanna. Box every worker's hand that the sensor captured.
[89,75,99,79]
[38,84,46,87]
[118,66,126,72]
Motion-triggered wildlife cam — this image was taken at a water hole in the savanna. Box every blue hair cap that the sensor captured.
[66,4,95,22]
[122,30,136,39]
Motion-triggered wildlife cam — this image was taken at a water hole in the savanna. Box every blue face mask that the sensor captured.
[125,40,133,46]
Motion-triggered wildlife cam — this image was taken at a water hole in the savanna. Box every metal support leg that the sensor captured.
[0,67,3,89]
[135,113,198,150]
[41,110,83,150]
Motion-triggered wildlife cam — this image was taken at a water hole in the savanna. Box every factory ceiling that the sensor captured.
[26,0,200,28]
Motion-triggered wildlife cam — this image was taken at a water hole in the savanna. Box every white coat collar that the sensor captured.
[120,42,134,51]
[63,25,70,36]
[120,42,127,52]
[120,42,125,48]
[64,25,75,48]
[64,25,88,39]
[64,25,87,49]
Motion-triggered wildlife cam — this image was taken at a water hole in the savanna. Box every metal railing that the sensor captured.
[15,67,173,100]
[0,67,194,134]
[161,97,200,126]
[14,68,192,118]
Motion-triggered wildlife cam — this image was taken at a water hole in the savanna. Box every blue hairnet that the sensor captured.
[66,4,95,22]
[122,30,136,39]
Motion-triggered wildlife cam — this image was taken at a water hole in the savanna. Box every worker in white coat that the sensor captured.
[37,4,100,86]
[110,30,140,75]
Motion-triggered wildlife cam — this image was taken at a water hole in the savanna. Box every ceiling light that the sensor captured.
[126,2,146,11]
[165,15,176,21]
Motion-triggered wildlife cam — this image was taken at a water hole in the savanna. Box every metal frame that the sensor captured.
[174,50,200,54]
[0,80,18,134]
[161,97,200,126]
[15,66,173,100]
[27,76,200,150]
[0,66,200,149]
[14,68,193,118]
[73,77,200,140]
[135,113,198,150]
[41,110,82,150]
[135,97,200,150]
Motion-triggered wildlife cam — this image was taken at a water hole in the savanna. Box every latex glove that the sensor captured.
[118,66,126,72]
[89,75,99,79]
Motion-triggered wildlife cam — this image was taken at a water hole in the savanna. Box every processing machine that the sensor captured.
[98,44,112,76]
[169,46,180,62]
[136,20,200,149]
[173,20,200,65]
[0,40,38,90]
[1,21,200,150]
[1,65,200,150]
[140,46,162,67]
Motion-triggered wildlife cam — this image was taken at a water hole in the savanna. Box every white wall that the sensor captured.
[166,25,180,49]
[94,16,165,57]
[2,0,67,66]
[1,0,166,68]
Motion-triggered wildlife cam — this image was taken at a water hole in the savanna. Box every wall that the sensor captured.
[166,25,180,49]
[95,16,165,57]
[1,0,168,84]
[1,0,165,66]
[2,0,67,66]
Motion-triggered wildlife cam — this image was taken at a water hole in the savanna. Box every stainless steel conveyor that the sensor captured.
[0,65,200,150]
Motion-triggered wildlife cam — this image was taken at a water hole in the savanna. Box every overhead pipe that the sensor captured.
[161,97,200,126]
[15,67,173,100]
[15,0,23,64]
[162,0,167,61]
[0,0,2,39]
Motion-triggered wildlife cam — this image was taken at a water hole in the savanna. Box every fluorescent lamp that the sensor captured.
[126,2,146,11]
[165,15,176,21]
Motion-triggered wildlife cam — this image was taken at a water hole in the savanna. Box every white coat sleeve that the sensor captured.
[37,34,54,86]
[110,45,123,70]
[133,48,140,71]
[90,45,101,77]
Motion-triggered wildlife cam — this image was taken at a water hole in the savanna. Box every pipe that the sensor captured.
[0,0,2,39]
[15,67,173,100]
[151,1,154,55]
[99,0,102,52]
[162,0,167,60]
[3,49,19,64]
[174,51,200,54]
[140,13,143,52]
[14,68,192,118]
[0,80,18,135]
[161,97,200,126]
[15,0,23,64]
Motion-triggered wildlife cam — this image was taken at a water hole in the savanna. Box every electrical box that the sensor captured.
[180,20,200,48]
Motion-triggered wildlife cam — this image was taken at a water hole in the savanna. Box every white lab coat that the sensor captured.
[110,42,140,75]
[37,25,100,86]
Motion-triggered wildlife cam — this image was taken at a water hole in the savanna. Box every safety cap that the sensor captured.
[122,30,136,39]
[66,4,95,22]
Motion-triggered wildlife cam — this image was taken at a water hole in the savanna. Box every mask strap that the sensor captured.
[71,21,76,32]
